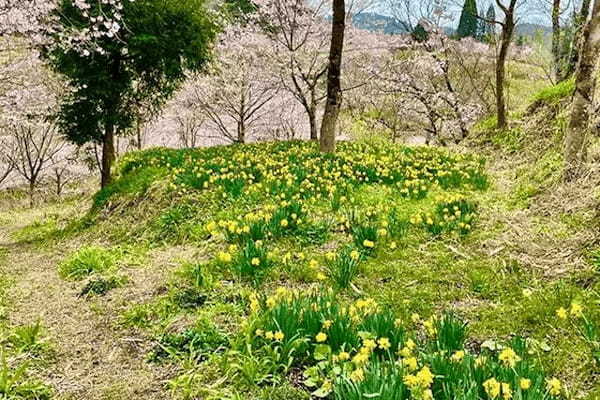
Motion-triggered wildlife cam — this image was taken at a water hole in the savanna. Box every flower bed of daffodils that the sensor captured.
[108,141,582,399]
[246,288,564,400]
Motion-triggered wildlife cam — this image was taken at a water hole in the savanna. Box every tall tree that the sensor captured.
[564,0,600,181]
[256,0,330,141]
[320,0,346,153]
[457,0,480,38]
[495,0,518,129]
[43,0,217,188]
[551,0,563,80]
[564,0,593,78]
[483,3,497,41]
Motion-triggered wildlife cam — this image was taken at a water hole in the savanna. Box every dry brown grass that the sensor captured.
[0,195,184,400]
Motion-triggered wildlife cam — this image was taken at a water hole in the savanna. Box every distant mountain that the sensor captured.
[352,12,408,34]
[351,12,552,40]
[515,23,552,38]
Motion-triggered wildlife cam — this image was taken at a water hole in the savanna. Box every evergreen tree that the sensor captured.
[457,0,479,38]
[483,3,497,42]
[44,0,217,187]
[412,23,430,42]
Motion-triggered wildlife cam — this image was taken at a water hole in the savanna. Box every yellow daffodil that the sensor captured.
[519,378,531,390]
[570,302,583,317]
[378,337,391,350]
[499,348,521,368]
[546,378,561,396]
[483,378,501,399]
[315,332,327,343]
[218,251,232,263]
[416,366,434,387]
[350,368,365,382]
[500,382,512,400]
[451,350,465,362]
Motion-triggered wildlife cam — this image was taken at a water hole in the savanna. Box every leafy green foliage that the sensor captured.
[44,0,217,186]
[326,247,361,290]
[79,275,125,297]
[531,78,576,107]
[148,320,228,363]
[0,352,52,400]
[58,245,118,280]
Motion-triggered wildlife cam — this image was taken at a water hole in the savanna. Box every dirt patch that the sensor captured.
[0,204,176,400]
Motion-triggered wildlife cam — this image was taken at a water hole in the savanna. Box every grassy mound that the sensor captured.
[68,140,597,399]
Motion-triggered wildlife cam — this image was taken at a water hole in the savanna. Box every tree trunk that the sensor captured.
[565,0,593,79]
[564,0,600,181]
[101,122,116,188]
[319,0,346,153]
[495,0,517,130]
[29,180,35,208]
[308,105,318,141]
[551,0,562,80]
[237,120,246,144]
[55,169,62,196]
[136,118,143,150]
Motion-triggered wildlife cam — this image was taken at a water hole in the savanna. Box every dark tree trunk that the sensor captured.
[29,180,35,207]
[136,119,143,150]
[564,0,600,181]
[551,0,562,80]
[495,0,517,130]
[319,0,346,153]
[101,122,115,188]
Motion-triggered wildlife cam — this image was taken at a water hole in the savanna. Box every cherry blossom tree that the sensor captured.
[0,137,14,187]
[367,31,484,145]
[253,0,331,140]
[188,23,280,144]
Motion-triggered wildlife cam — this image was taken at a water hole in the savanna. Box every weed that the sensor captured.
[58,246,117,280]
[79,275,125,297]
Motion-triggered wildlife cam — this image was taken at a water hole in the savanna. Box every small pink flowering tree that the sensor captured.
[188,23,280,144]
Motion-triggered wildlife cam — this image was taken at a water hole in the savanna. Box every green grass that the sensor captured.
[530,78,576,107]
[58,245,118,280]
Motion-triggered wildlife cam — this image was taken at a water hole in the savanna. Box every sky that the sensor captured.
[371,0,581,27]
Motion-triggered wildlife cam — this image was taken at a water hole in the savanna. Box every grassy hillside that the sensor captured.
[1,124,598,399]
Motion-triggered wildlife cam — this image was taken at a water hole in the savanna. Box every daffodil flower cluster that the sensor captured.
[245,288,567,399]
